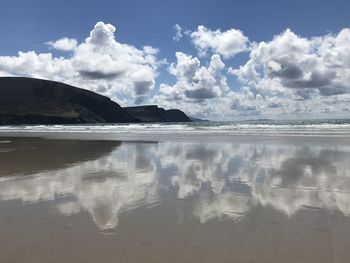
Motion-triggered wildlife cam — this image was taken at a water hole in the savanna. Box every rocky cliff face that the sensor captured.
[0,77,191,124]
[124,105,191,122]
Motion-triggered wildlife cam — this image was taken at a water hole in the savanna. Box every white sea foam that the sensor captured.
[1,121,350,137]
[0,140,12,143]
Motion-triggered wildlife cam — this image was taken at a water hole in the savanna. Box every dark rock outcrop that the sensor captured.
[124,105,191,122]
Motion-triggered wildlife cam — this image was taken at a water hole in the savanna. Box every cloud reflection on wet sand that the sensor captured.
[1,139,350,231]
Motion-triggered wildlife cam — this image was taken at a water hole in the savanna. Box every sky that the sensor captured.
[0,0,350,120]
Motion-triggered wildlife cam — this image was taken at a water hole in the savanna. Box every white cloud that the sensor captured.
[0,21,161,105]
[173,24,183,42]
[152,26,350,120]
[46,37,78,51]
[152,51,265,119]
[228,28,350,118]
[153,52,236,118]
[190,25,250,58]
[1,23,350,119]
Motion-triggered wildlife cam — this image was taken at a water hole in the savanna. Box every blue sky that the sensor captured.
[1,0,350,52]
[2,0,349,58]
[1,0,350,119]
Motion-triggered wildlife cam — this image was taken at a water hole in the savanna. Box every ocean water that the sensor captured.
[1,119,350,137]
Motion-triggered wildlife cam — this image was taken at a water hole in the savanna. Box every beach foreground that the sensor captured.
[1,134,350,263]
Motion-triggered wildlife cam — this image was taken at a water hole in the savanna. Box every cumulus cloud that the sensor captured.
[157,26,350,119]
[46,37,78,51]
[190,25,250,58]
[0,21,161,105]
[1,22,350,118]
[173,24,183,42]
[86,21,116,46]
[229,28,350,116]
[152,51,264,119]
[153,52,234,117]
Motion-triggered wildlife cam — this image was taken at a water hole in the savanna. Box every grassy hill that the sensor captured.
[0,77,138,124]
[0,77,192,125]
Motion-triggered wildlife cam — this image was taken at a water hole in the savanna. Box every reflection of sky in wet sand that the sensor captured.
[1,139,350,232]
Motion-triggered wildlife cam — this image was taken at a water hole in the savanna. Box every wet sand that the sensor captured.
[1,135,350,262]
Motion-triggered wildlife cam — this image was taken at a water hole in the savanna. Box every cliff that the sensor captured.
[0,77,191,124]
[124,105,191,122]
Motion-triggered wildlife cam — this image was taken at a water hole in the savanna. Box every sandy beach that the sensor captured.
[1,0,350,261]
[1,133,350,263]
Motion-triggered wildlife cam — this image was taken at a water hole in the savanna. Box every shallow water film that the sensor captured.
[1,137,350,263]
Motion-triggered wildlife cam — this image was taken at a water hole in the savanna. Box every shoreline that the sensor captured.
[1,131,350,146]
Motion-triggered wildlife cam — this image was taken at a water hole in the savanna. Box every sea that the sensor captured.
[0,119,350,137]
